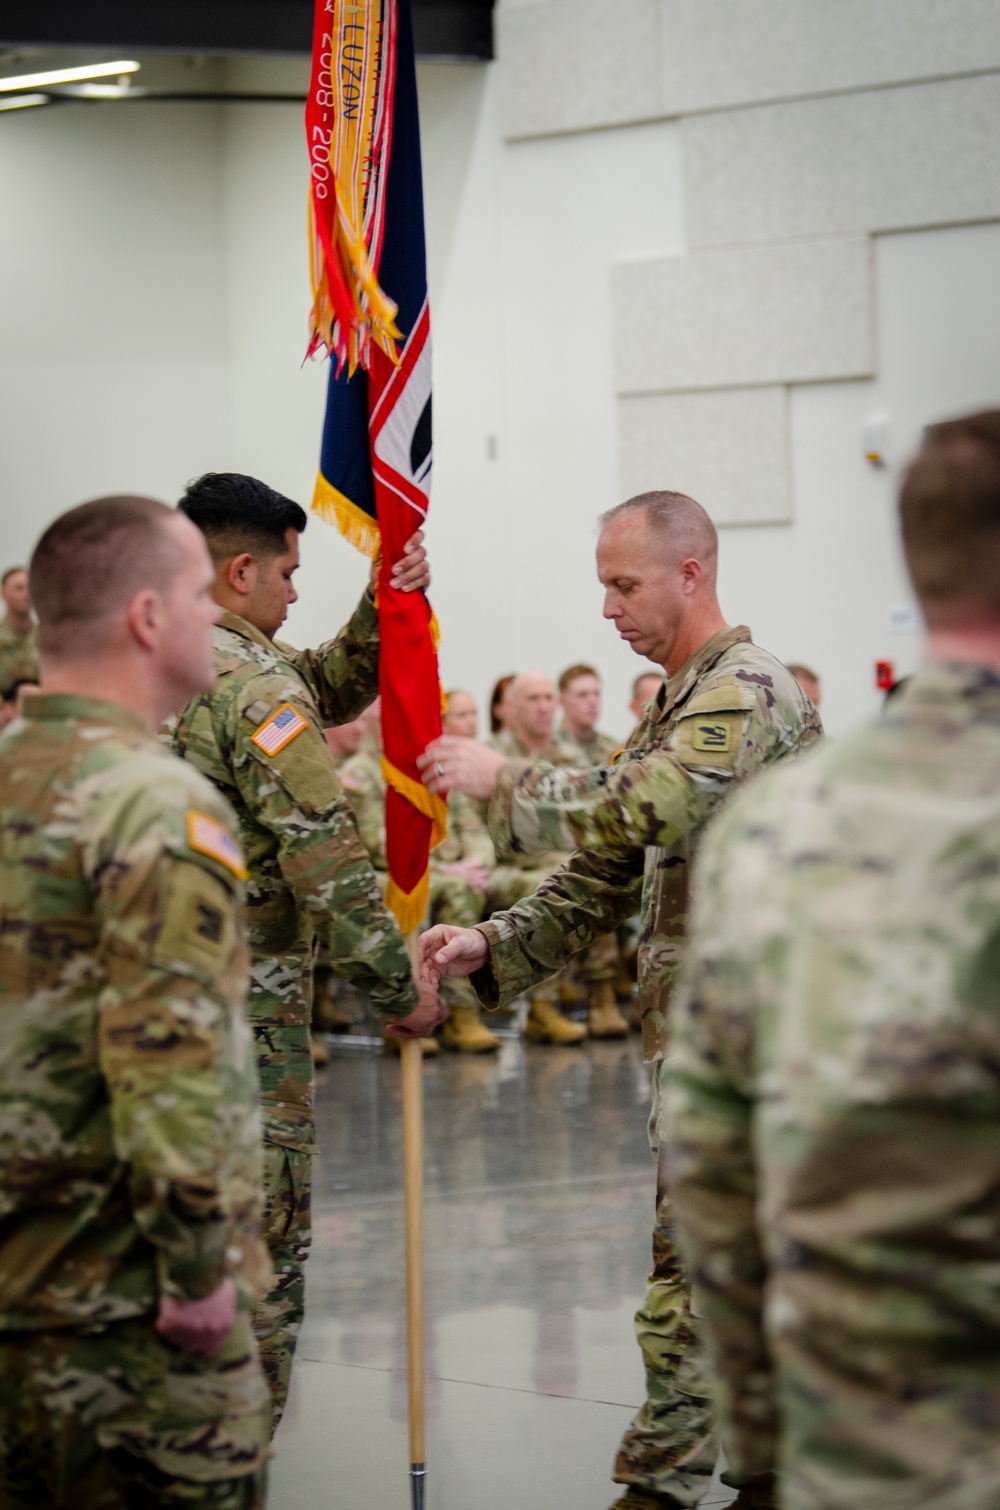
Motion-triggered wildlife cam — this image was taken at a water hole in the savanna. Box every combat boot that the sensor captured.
[587,980,629,1038]
[525,992,587,1045]
[310,1031,330,1066]
[729,1473,779,1509]
[440,1003,501,1053]
[382,1034,440,1057]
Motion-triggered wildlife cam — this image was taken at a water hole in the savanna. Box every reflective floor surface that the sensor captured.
[270,1035,735,1509]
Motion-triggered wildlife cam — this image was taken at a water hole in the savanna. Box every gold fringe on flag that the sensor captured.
[312,473,382,560]
[381,757,448,849]
[385,869,431,936]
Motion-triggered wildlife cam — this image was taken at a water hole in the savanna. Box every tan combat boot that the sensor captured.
[587,980,629,1039]
[310,1031,331,1066]
[382,1033,440,1057]
[525,990,587,1045]
[440,1003,501,1053]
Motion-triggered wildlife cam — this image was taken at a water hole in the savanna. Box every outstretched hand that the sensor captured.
[156,1276,237,1357]
[371,528,430,595]
[417,737,506,799]
[383,980,449,1039]
[420,925,489,987]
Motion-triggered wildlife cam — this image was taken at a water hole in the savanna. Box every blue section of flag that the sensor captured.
[273,706,297,729]
[317,0,430,524]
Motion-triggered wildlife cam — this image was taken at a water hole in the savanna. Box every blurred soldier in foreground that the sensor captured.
[169,473,444,1424]
[557,662,619,767]
[420,491,820,1510]
[664,412,1000,1510]
[341,700,499,1052]
[0,497,271,1509]
[0,565,39,691]
[786,661,821,711]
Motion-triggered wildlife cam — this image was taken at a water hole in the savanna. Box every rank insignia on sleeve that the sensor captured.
[187,811,248,879]
[251,702,308,756]
[692,721,731,753]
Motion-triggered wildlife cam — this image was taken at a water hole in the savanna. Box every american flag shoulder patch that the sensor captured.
[251,702,308,757]
[187,811,248,879]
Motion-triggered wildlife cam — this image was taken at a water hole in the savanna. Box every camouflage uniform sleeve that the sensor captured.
[277,590,380,726]
[451,790,495,870]
[84,769,270,1305]
[660,794,779,1482]
[234,699,417,1019]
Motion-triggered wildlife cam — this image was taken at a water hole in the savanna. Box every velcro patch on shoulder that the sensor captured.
[251,702,308,757]
[187,811,248,879]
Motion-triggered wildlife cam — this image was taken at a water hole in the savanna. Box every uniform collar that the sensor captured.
[0,613,33,641]
[655,625,752,723]
[890,659,1000,720]
[217,609,277,653]
[22,692,152,737]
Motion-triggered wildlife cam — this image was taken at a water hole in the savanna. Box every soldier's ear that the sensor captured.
[223,552,258,597]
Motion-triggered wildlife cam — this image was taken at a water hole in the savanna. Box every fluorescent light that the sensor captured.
[0,60,140,94]
[0,92,49,111]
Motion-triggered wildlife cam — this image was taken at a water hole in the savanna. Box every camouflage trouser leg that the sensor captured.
[252,1141,312,1432]
[576,930,620,984]
[428,871,484,1009]
[612,1146,718,1503]
[0,1318,269,1510]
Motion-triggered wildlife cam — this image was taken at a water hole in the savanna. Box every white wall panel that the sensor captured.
[614,240,873,394]
[497,0,661,140]
[660,0,1000,117]
[685,73,1000,248]
[618,386,791,526]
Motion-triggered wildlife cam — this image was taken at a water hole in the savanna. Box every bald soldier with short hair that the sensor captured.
[0,497,271,1509]
[420,490,820,1510]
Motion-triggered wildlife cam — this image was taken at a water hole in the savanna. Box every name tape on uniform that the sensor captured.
[187,811,248,879]
[251,702,308,757]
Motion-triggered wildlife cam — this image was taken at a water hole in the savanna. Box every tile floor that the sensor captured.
[270,1035,735,1509]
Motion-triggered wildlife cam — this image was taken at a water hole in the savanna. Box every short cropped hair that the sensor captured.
[179,473,307,563]
[900,411,1000,627]
[1,566,26,588]
[558,662,599,693]
[445,688,473,706]
[786,663,820,686]
[632,670,662,701]
[30,496,182,658]
[600,491,718,568]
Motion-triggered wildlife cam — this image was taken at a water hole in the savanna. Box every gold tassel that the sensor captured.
[312,473,382,560]
[385,869,430,935]
[381,757,448,848]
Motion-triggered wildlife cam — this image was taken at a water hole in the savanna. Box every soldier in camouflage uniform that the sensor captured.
[169,473,444,1427]
[421,491,820,1510]
[341,716,501,1052]
[0,496,271,1509]
[0,566,39,693]
[664,412,1000,1510]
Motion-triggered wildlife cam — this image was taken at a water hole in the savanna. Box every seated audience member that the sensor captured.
[630,669,663,724]
[786,661,822,711]
[0,566,40,691]
[442,687,479,739]
[664,408,1000,1510]
[488,673,515,736]
[341,702,499,1053]
[323,711,366,768]
[557,663,619,766]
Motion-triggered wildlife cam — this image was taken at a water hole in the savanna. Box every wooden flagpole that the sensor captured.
[401,935,426,1509]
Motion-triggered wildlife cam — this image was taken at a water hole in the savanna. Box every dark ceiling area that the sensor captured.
[0,0,494,62]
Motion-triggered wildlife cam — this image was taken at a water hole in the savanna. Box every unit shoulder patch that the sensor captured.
[691,720,732,754]
[187,810,248,879]
[251,702,308,757]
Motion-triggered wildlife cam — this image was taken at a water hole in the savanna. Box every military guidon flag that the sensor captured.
[305,0,444,933]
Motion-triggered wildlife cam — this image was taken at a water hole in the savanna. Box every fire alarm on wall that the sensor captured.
[875,660,895,691]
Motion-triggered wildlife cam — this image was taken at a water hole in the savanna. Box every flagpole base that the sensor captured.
[409,1463,426,1510]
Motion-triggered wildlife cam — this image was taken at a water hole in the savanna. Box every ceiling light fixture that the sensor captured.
[0,60,140,94]
[0,92,49,111]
